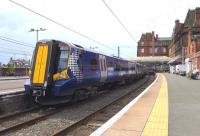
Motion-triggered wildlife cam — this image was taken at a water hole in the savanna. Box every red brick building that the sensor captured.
[137,32,171,57]
[168,20,184,59]
[168,7,200,70]
[188,35,200,70]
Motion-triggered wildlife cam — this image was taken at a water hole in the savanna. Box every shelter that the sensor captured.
[129,56,171,72]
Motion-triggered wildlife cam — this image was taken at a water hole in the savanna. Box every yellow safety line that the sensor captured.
[141,74,168,136]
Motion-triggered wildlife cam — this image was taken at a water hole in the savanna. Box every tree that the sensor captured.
[7,64,15,76]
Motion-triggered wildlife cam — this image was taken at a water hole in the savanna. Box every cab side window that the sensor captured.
[90,59,98,71]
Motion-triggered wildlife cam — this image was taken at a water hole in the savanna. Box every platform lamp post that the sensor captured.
[25,63,29,76]
[29,28,47,43]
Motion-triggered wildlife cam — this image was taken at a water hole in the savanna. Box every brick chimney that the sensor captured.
[174,19,181,34]
[156,34,158,39]
[195,7,200,26]
[175,19,179,24]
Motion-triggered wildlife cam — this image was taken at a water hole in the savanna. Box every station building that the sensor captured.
[136,32,171,72]
[137,32,171,57]
[136,7,200,75]
[131,56,171,73]
[168,7,200,74]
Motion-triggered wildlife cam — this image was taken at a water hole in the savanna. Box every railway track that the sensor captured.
[0,75,155,136]
[0,106,40,122]
[0,106,61,135]
[53,75,154,136]
[0,90,24,98]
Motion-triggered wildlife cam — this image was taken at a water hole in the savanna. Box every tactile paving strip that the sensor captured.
[141,75,168,136]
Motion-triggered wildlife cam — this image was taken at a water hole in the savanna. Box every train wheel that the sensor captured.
[72,89,90,102]
[90,89,97,97]
[72,90,81,102]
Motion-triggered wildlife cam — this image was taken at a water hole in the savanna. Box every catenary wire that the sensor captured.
[0,36,34,46]
[0,37,34,48]
[101,0,137,43]
[9,0,116,52]
[9,0,135,59]
[0,46,32,54]
[0,49,31,56]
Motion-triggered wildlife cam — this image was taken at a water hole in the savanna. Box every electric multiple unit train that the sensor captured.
[25,39,144,105]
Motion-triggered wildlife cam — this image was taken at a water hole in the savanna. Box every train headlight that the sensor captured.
[24,79,30,85]
[28,70,32,77]
[44,81,47,87]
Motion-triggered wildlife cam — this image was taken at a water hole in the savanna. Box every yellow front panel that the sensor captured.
[32,45,48,84]
[33,46,43,83]
[39,45,48,83]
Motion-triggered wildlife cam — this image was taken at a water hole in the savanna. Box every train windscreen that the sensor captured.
[56,46,69,73]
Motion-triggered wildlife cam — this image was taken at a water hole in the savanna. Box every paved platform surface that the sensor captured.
[0,88,24,96]
[165,73,200,136]
[0,76,28,81]
[90,73,200,136]
[0,79,25,90]
[0,79,26,96]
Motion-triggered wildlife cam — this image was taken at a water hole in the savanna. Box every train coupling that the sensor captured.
[31,82,47,96]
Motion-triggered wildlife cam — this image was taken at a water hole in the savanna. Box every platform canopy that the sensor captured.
[129,56,172,63]
[168,55,182,65]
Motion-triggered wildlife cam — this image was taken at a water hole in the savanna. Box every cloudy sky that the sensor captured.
[0,0,199,64]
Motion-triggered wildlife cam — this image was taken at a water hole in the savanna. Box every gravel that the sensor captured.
[0,108,55,131]
[6,76,151,136]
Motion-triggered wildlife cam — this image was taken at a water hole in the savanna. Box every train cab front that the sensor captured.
[24,40,70,104]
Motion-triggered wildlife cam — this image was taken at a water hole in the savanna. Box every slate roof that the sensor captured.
[184,9,195,27]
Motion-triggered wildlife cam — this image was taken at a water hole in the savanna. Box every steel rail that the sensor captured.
[0,107,62,135]
[0,106,40,122]
[53,76,154,136]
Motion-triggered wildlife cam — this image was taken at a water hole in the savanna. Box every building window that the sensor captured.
[141,42,144,46]
[149,48,152,54]
[141,48,144,53]
[163,48,166,53]
[155,48,158,53]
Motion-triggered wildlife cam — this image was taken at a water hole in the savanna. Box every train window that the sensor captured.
[90,59,97,71]
[108,60,114,67]
[102,60,104,71]
[78,54,83,72]
[104,59,107,71]
[57,48,68,73]
[130,66,135,70]
[115,63,120,71]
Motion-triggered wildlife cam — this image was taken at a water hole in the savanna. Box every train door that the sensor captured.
[99,55,107,82]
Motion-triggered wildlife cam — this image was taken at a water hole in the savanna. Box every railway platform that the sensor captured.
[0,88,24,96]
[91,73,200,136]
[0,78,26,96]
[0,76,28,81]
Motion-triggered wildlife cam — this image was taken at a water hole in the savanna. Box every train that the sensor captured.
[24,39,145,105]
